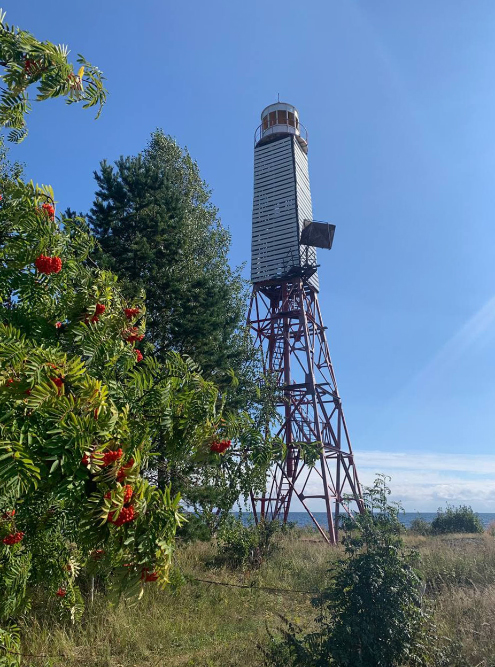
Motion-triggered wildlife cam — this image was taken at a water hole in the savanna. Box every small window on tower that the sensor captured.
[277,110,287,125]
[269,111,276,126]
[263,116,268,131]
[288,112,295,127]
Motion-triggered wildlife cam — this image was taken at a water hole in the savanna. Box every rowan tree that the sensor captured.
[0,12,275,664]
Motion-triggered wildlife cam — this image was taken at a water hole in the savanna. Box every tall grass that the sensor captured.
[17,530,495,667]
[20,532,333,667]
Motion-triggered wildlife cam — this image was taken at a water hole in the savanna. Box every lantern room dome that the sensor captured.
[255,101,308,151]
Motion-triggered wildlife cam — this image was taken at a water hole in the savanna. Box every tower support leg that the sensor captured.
[248,278,364,544]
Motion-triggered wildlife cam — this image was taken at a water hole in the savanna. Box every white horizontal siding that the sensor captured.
[251,136,319,290]
[294,141,318,290]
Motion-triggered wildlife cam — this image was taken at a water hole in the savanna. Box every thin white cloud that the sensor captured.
[285,450,495,513]
[357,450,495,474]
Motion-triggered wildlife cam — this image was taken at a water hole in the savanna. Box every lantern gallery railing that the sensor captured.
[254,120,308,147]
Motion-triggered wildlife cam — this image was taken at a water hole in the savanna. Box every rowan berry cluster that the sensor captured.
[104,485,133,504]
[123,327,144,343]
[34,254,62,274]
[133,349,143,363]
[108,505,135,527]
[95,303,106,315]
[210,439,232,454]
[141,568,158,582]
[56,588,66,597]
[3,531,24,545]
[116,458,134,483]
[41,202,55,220]
[81,448,124,467]
[124,307,140,319]
[103,448,123,466]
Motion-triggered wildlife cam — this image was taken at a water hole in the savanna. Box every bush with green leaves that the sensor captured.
[216,514,288,570]
[409,516,432,536]
[265,476,431,667]
[430,505,483,535]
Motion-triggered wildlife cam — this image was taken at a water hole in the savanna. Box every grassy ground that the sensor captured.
[20,530,495,666]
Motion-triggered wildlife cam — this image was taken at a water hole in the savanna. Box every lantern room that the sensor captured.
[254,102,308,151]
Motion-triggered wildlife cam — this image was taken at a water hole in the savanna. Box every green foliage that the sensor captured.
[0,9,106,142]
[0,624,20,667]
[88,130,279,529]
[0,121,274,667]
[88,130,262,393]
[409,516,432,536]
[216,514,290,570]
[0,173,276,660]
[265,476,431,667]
[431,505,484,535]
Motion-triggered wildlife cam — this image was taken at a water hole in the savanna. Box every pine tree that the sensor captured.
[89,130,256,383]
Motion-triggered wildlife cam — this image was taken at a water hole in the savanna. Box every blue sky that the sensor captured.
[7,1,495,510]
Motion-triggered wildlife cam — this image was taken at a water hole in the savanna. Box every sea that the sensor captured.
[283,512,495,530]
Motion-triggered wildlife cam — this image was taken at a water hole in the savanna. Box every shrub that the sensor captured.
[264,475,431,667]
[431,505,484,535]
[409,516,432,536]
[216,515,286,569]
[486,520,495,537]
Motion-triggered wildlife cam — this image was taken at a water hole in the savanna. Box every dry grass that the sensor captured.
[20,531,334,667]
[19,530,495,667]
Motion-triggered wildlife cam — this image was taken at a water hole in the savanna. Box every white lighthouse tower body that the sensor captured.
[251,102,318,290]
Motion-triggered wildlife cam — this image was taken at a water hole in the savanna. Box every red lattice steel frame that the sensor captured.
[248,273,364,544]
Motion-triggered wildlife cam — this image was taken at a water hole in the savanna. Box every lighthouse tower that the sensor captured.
[248,102,364,544]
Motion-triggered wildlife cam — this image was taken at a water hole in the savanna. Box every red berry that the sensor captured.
[56,588,66,597]
[123,485,133,504]
[123,327,144,343]
[210,439,231,454]
[133,349,143,363]
[50,377,63,395]
[42,202,55,220]
[116,457,134,482]
[90,315,99,323]
[34,254,62,275]
[141,568,159,582]
[95,303,106,315]
[124,307,140,320]
[55,322,62,328]
[108,504,135,526]
[102,448,123,467]
[2,531,24,545]
[50,256,62,273]
[81,454,90,466]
